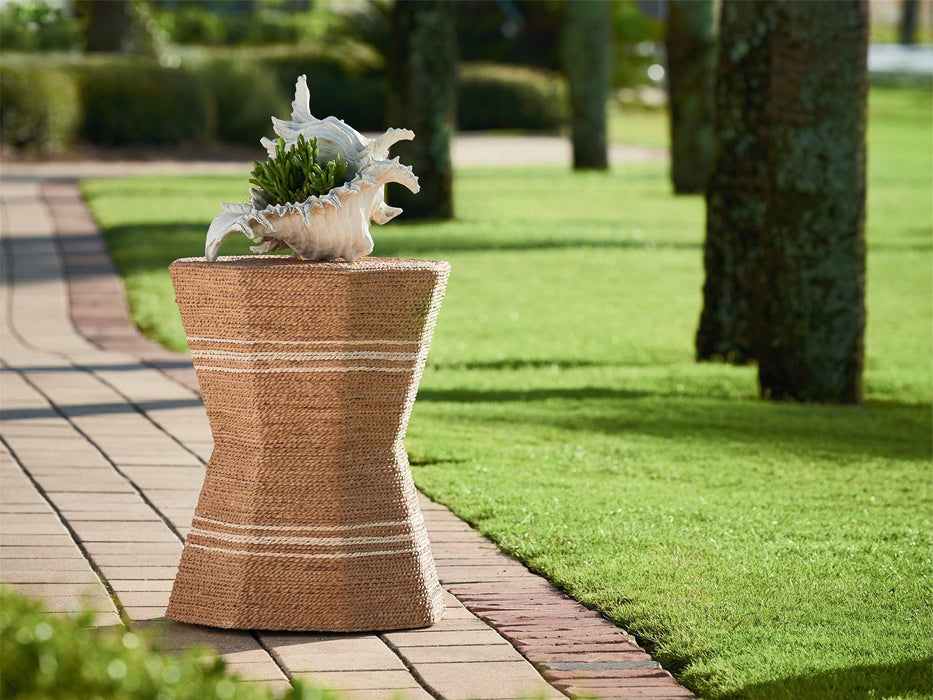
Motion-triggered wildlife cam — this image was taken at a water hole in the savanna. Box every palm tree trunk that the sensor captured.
[696,0,776,363]
[386,0,456,220]
[757,0,869,403]
[561,0,611,171]
[665,0,715,194]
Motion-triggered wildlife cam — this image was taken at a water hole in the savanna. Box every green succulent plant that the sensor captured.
[249,134,348,206]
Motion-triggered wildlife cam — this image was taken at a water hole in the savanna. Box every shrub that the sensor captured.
[457,62,568,132]
[194,57,288,144]
[153,6,304,46]
[245,53,569,135]
[177,46,386,133]
[0,65,80,152]
[0,587,338,700]
[256,48,387,132]
[0,51,572,153]
[69,61,216,146]
[157,5,229,46]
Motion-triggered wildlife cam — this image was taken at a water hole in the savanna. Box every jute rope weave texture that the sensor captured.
[166,256,449,631]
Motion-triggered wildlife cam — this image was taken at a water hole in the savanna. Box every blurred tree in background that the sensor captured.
[456,0,563,70]
[900,0,919,44]
[74,0,162,54]
[696,0,774,364]
[664,0,714,194]
[386,0,456,220]
[561,0,612,170]
[76,0,131,52]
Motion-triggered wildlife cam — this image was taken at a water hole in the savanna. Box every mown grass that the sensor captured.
[81,85,932,700]
[609,102,669,149]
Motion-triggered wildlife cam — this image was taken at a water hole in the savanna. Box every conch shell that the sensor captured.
[205,75,419,262]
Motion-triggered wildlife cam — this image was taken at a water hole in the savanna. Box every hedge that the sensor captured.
[192,57,289,144]
[0,65,80,153]
[0,52,569,152]
[242,54,570,134]
[222,45,388,133]
[458,62,568,132]
[69,60,216,146]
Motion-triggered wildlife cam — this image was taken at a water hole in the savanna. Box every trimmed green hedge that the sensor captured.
[229,46,387,133]
[193,57,288,144]
[0,52,570,152]
[0,65,80,152]
[70,61,216,146]
[458,62,568,132]
[252,55,569,134]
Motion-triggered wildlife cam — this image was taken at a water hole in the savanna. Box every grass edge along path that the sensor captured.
[80,85,932,700]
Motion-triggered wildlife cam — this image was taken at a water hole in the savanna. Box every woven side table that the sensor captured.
[165,256,449,631]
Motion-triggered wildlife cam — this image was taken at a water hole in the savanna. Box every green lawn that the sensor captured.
[609,102,669,150]
[81,86,932,700]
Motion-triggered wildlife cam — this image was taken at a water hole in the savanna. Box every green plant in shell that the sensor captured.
[249,134,348,206]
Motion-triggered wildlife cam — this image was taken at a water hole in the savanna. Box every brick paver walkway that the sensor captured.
[0,147,692,700]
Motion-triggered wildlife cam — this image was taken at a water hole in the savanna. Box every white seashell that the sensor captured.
[205,75,419,262]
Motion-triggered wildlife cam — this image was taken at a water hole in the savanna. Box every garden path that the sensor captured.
[0,143,690,700]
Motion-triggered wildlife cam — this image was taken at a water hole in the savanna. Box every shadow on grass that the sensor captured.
[430,358,613,371]
[419,385,932,463]
[375,235,701,257]
[553,400,931,462]
[728,657,932,700]
[419,386,653,403]
[82,221,703,276]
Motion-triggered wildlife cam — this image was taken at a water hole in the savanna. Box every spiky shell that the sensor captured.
[205,75,419,262]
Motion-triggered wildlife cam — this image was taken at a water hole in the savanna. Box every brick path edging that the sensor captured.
[44,177,695,700]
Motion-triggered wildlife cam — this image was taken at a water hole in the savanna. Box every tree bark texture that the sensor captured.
[665,0,715,194]
[757,0,868,404]
[561,0,611,171]
[386,0,456,220]
[695,0,776,363]
[900,0,919,45]
[78,0,131,52]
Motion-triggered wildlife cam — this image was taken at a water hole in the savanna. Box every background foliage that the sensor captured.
[73,59,217,146]
[0,64,81,152]
[0,0,84,51]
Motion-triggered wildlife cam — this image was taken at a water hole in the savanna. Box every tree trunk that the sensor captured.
[900,0,918,45]
[561,0,611,171]
[386,0,456,220]
[665,0,715,194]
[78,0,131,53]
[695,0,776,363]
[757,0,869,404]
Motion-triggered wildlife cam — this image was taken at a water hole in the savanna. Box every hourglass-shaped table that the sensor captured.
[165,256,449,631]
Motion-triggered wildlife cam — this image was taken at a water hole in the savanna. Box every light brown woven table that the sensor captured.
[166,256,450,632]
